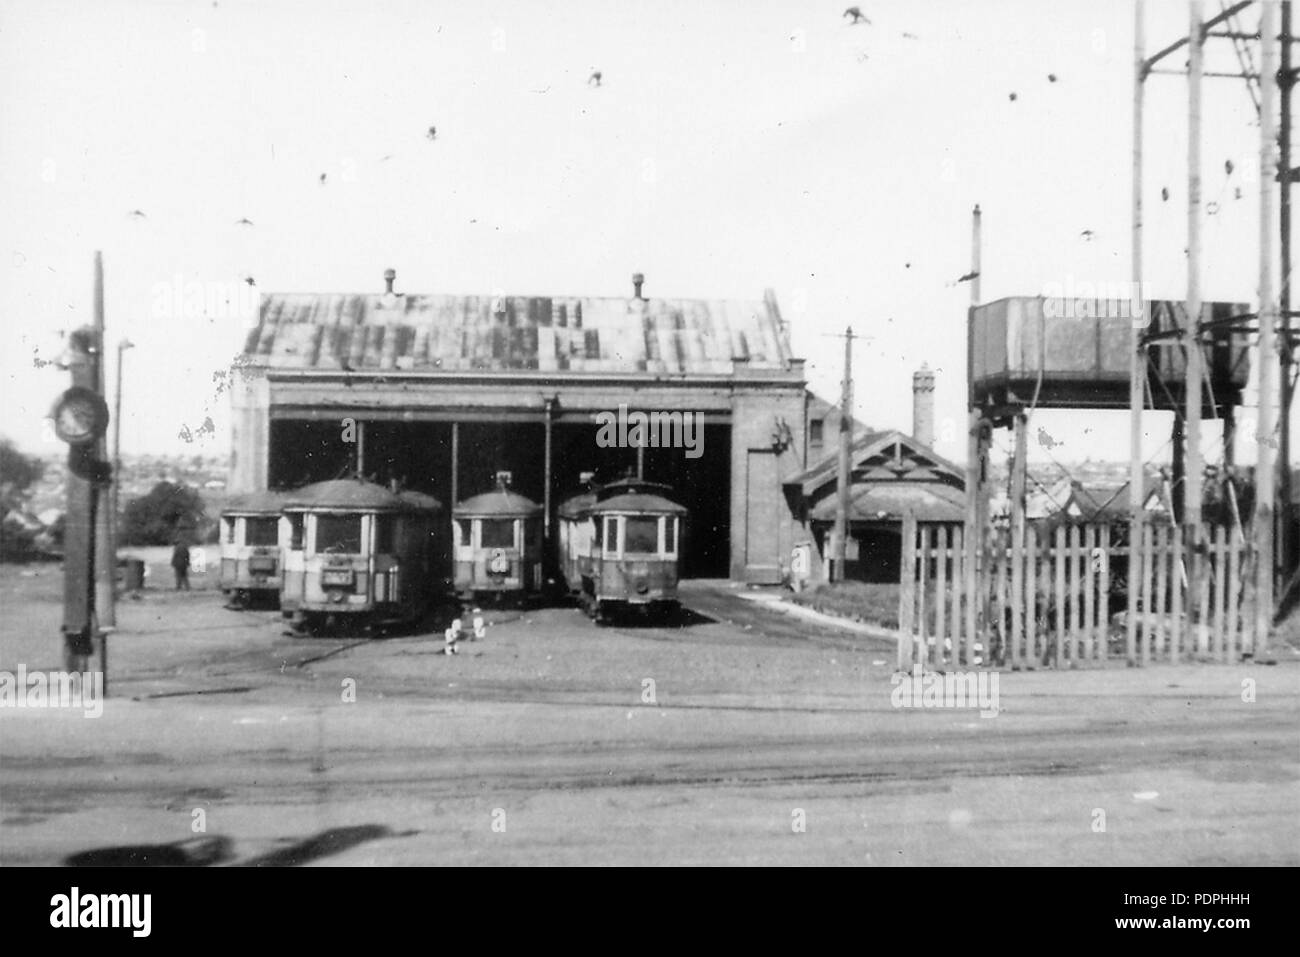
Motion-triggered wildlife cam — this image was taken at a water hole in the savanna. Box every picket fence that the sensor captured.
[898,517,1260,670]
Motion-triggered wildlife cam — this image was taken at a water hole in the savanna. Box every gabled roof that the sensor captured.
[244,290,792,376]
[1024,474,1165,522]
[787,429,965,499]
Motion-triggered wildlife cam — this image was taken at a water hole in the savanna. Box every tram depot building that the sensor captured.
[229,273,952,584]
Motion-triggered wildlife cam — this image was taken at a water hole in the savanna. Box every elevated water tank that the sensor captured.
[969,296,1250,416]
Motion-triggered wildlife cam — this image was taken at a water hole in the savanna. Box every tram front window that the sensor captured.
[246,517,279,547]
[316,514,363,553]
[624,516,660,555]
[480,519,515,549]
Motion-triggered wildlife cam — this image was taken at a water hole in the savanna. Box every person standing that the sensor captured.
[171,540,192,591]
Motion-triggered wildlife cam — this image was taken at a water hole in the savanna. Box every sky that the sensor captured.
[0,0,1280,472]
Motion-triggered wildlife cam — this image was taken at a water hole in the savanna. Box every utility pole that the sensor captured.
[92,254,115,635]
[964,203,986,666]
[833,326,854,582]
[1130,0,1146,667]
[1186,1,1206,641]
[1259,0,1279,651]
[1279,0,1294,584]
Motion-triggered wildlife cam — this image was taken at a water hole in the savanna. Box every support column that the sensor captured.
[1172,412,1186,522]
[450,422,459,508]
[543,397,554,539]
[1010,413,1027,667]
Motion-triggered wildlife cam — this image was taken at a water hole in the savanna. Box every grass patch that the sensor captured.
[788,581,899,630]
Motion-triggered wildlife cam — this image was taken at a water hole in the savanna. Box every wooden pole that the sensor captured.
[92,252,114,643]
[833,326,854,582]
[1129,0,1146,668]
[1185,1,1206,642]
[1280,0,1294,582]
[1259,0,1279,653]
[964,204,984,665]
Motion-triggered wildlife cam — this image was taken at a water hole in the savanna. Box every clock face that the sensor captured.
[51,387,108,444]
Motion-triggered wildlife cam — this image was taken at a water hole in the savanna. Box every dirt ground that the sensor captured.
[1,562,1297,866]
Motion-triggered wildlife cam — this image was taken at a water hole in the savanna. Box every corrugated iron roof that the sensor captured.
[808,484,965,523]
[244,291,791,375]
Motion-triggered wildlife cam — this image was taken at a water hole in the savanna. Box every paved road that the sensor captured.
[2,575,1297,865]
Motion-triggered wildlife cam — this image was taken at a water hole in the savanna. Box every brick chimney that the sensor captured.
[912,363,935,448]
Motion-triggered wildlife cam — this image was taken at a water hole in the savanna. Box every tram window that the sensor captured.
[316,514,363,553]
[374,516,394,553]
[456,520,471,547]
[624,516,659,554]
[593,519,602,548]
[246,518,279,547]
[288,515,304,550]
[665,517,678,555]
[605,517,619,553]
[480,519,515,549]
[223,518,236,545]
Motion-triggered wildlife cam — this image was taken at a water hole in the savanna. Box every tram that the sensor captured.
[279,479,444,633]
[218,490,287,608]
[557,477,687,622]
[452,472,544,603]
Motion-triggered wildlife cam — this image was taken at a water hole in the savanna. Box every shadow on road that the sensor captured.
[64,836,234,867]
[63,825,402,867]
[237,824,398,866]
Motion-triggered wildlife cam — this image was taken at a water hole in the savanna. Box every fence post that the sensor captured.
[949,524,964,666]
[1025,527,1038,668]
[1081,522,1092,665]
[919,525,932,667]
[1213,525,1228,663]
[898,511,917,672]
[1226,530,1241,660]
[1097,524,1111,662]
[935,524,949,667]
[1154,524,1169,662]
[1054,525,1066,668]
[1127,518,1142,666]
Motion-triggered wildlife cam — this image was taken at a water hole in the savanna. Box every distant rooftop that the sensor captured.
[243,287,794,376]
